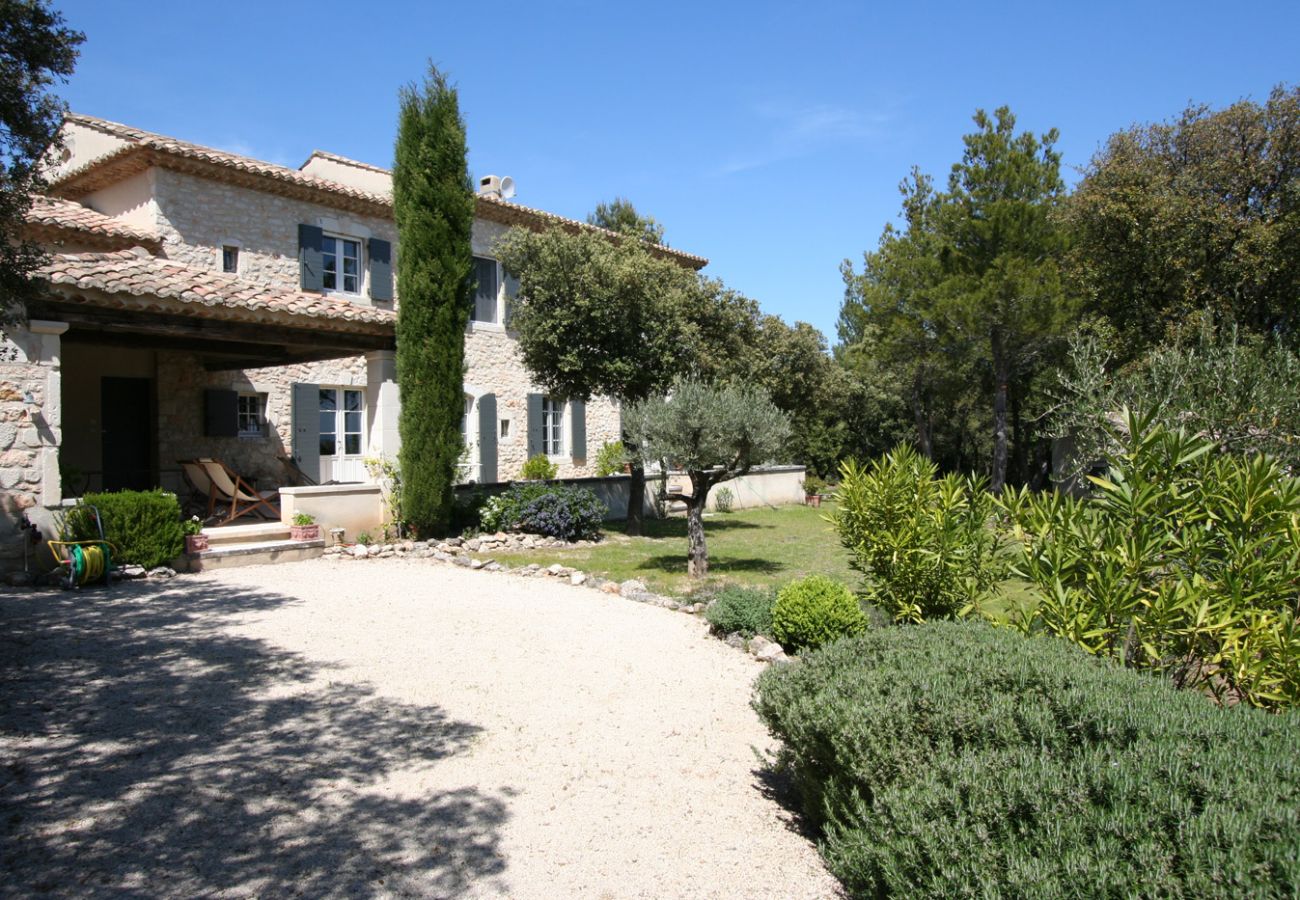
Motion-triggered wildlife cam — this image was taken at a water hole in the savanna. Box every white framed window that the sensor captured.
[319,387,365,457]
[542,397,565,457]
[322,235,361,294]
[471,256,499,323]
[237,393,265,438]
[222,245,239,274]
[458,394,478,482]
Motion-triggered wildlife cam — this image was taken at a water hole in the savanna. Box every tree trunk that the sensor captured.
[626,460,645,536]
[990,331,1010,493]
[911,373,933,459]
[1009,382,1023,487]
[686,479,709,579]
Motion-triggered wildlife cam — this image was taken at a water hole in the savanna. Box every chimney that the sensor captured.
[478,175,502,199]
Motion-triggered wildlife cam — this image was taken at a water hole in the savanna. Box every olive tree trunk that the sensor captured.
[686,473,711,578]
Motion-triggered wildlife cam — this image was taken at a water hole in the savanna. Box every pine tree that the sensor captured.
[392,66,475,536]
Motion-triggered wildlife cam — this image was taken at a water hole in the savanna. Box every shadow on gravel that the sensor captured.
[0,579,507,897]
[751,763,823,843]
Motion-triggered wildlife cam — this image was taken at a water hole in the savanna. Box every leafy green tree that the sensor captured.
[586,196,664,244]
[841,109,1074,490]
[0,0,82,324]
[494,225,700,533]
[625,379,789,578]
[393,65,475,537]
[1050,324,1300,482]
[1064,85,1300,361]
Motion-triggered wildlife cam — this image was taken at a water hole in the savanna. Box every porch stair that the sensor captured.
[187,521,324,572]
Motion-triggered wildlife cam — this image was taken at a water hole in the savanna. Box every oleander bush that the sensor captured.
[703,584,776,638]
[1002,407,1300,710]
[754,620,1300,899]
[831,446,1005,622]
[480,483,605,541]
[770,575,866,652]
[63,490,184,568]
[519,453,558,481]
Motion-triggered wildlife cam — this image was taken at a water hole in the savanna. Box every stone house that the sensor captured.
[0,113,707,568]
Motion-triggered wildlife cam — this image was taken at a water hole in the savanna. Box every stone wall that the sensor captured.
[87,169,399,304]
[463,325,621,481]
[0,325,63,573]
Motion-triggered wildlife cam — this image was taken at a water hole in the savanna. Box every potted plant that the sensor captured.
[290,512,321,542]
[803,476,826,508]
[183,515,208,553]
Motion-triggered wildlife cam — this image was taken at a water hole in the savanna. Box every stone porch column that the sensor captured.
[0,319,68,576]
[365,350,399,462]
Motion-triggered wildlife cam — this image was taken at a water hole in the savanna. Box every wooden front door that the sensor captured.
[101,376,154,491]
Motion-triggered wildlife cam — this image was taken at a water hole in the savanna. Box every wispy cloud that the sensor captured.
[204,136,298,169]
[716,101,893,176]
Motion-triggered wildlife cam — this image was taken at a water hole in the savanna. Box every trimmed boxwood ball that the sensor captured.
[770,575,866,652]
[753,620,1300,899]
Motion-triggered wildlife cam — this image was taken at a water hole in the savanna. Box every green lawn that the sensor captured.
[478,500,1045,615]
[479,502,859,597]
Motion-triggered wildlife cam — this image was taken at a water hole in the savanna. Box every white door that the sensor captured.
[318,386,366,482]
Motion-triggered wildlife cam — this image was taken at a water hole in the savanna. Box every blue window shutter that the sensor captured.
[368,238,393,301]
[527,393,543,459]
[298,224,324,292]
[570,400,586,462]
[477,393,497,483]
[204,389,238,437]
[291,383,321,483]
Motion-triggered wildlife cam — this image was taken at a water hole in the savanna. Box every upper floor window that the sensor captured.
[323,236,361,294]
[222,245,239,274]
[542,397,565,457]
[472,256,498,323]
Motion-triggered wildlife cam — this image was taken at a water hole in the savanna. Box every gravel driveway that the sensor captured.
[0,558,839,898]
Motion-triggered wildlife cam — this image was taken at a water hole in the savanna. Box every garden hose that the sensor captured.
[47,540,116,588]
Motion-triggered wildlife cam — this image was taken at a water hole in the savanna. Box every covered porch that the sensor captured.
[8,248,399,562]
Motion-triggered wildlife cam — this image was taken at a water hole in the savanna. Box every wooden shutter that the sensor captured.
[298,224,324,292]
[203,389,238,437]
[368,237,393,301]
[570,400,587,462]
[526,393,543,459]
[291,383,321,483]
[477,393,497,483]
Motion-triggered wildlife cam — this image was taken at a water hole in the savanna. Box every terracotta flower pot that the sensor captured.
[805,493,822,508]
[185,534,209,553]
[290,523,321,542]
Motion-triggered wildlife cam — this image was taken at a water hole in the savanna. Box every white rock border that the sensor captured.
[323,534,794,665]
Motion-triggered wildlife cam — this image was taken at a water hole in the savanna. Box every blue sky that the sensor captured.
[54,0,1298,342]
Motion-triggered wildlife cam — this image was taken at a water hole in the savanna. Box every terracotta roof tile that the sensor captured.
[55,113,709,269]
[40,247,396,333]
[24,195,161,249]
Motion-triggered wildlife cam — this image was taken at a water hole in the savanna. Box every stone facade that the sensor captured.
[0,324,65,568]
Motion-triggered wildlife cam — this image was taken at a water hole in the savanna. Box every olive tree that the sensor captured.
[626,379,790,578]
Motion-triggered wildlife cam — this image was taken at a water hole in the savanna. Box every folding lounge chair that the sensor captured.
[178,459,217,519]
[198,459,280,524]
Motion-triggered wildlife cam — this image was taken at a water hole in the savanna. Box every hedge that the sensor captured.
[753,620,1300,898]
[64,490,184,569]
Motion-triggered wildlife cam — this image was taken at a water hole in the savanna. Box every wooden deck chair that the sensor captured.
[178,459,217,519]
[199,459,280,524]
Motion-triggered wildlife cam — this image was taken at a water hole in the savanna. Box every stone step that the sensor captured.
[201,521,290,545]
[188,538,324,572]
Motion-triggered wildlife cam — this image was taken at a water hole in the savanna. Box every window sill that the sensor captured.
[468,320,506,333]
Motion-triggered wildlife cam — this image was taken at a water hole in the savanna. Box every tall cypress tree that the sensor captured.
[393,66,474,537]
